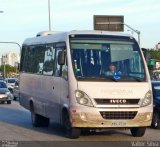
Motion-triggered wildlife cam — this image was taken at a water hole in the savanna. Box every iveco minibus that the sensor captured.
[19,30,153,138]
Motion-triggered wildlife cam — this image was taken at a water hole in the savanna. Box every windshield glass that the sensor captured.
[8,79,16,83]
[0,82,7,88]
[70,34,146,82]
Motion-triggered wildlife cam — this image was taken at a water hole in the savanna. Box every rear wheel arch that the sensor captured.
[29,99,49,127]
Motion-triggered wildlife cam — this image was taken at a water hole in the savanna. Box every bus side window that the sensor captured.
[43,45,56,76]
[55,49,62,76]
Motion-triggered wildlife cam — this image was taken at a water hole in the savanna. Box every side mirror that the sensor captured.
[58,50,65,65]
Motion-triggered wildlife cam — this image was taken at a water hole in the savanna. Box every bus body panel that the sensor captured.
[19,72,69,123]
[77,82,151,99]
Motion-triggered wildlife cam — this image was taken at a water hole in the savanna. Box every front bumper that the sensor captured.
[70,105,152,128]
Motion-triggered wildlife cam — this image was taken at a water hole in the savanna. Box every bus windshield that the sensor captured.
[70,34,146,82]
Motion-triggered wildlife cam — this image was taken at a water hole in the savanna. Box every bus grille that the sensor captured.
[100,111,137,119]
[95,99,140,105]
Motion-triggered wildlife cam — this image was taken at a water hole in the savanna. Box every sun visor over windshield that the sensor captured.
[111,44,134,62]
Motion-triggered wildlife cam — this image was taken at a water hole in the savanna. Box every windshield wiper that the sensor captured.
[127,76,144,82]
[76,75,144,82]
[134,78,143,82]
[77,76,114,81]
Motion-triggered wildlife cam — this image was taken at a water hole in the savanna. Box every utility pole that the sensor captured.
[2,56,6,78]
[124,23,140,45]
[93,15,141,46]
[4,62,6,78]
[95,21,141,46]
[48,0,51,31]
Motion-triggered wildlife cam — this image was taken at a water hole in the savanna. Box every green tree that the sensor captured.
[0,64,18,77]
[147,50,160,60]
[145,49,160,72]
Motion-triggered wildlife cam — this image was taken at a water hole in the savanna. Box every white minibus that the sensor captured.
[19,30,153,138]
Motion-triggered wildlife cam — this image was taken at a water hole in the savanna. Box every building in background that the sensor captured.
[155,42,160,50]
[0,52,20,78]
[1,52,20,67]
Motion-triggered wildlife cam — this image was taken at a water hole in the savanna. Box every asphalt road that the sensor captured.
[0,101,160,147]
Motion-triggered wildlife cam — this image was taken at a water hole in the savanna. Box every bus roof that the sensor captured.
[22,30,133,46]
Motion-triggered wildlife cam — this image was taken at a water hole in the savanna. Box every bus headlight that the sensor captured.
[75,90,93,107]
[140,90,152,107]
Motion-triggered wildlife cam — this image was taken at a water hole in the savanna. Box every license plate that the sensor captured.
[111,121,127,126]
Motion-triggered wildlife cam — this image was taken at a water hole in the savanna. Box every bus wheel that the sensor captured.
[151,111,160,129]
[130,127,146,137]
[31,112,41,127]
[31,112,49,127]
[63,112,81,139]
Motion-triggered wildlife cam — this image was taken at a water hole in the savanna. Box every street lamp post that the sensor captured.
[4,62,5,78]
[48,0,51,31]
[94,21,141,46]
[0,42,21,54]
[2,56,6,78]
[0,42,21,78]
[15,62,19,76]
[124,23,140,45]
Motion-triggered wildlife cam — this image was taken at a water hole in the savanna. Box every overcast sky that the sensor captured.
[0,0,160,56]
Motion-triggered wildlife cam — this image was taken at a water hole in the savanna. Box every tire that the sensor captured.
[130,127,146,137]
[40,116,50,127]
[151,111,160,129]
[31,112,50,127]
[63,111,81,139]
[7,100,11,104]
